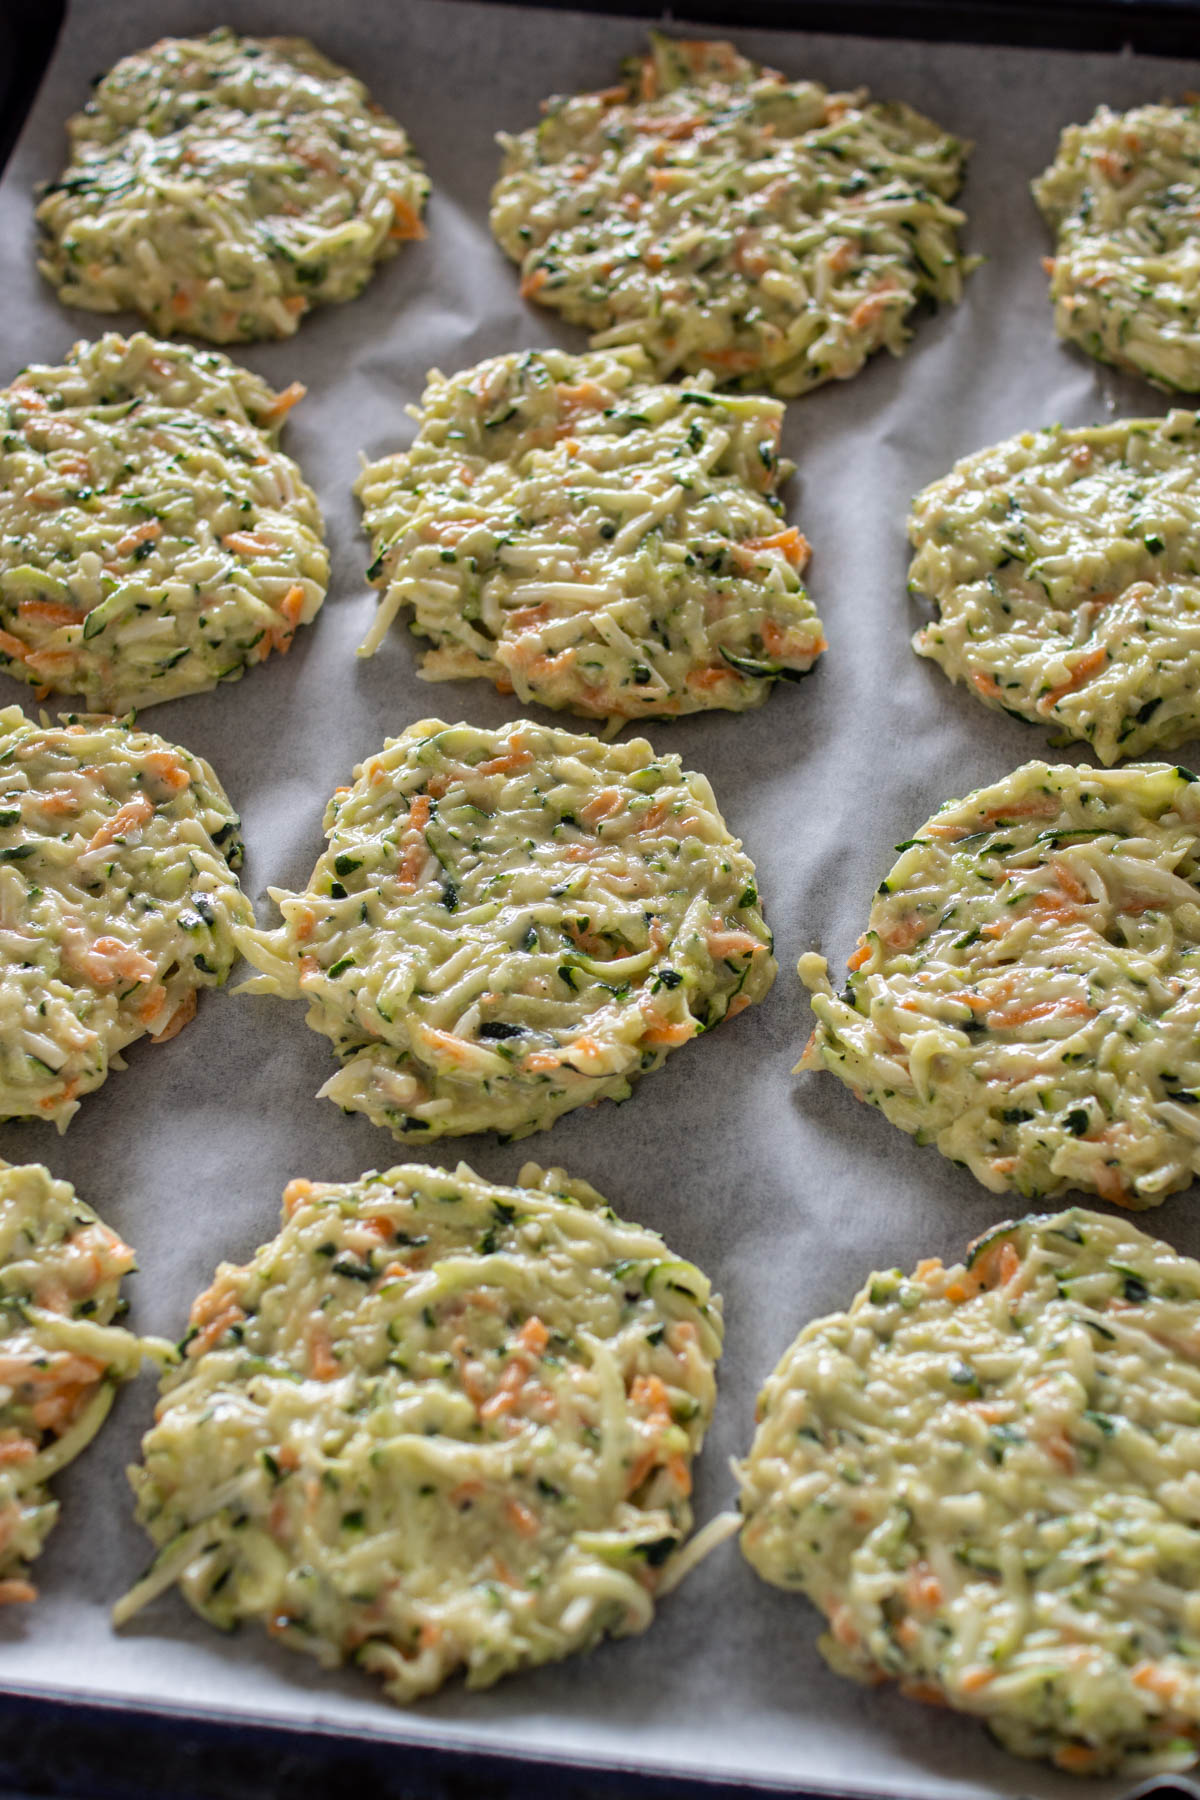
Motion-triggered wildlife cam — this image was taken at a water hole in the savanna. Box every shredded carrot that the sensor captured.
[1131,1661,1184,1700]
[476,746,533,777]
[505,603,552,633]
[0,1579,37,1606]
[686,664,734,692]
[625,1445,659,1494]
[396,842,427,890]
[136,983,168,1025]
[68,934,157,988]
[223,530,274,557]
[666,1452,692,1496]
[110,520,162,560]
[973,1239,1021,1292]
[520,266,550,300]
[478,1353,535,1425]
[736,527,810,569]
[505,1497,539,1538]
[144,751,191,794]
[849,284,902,331]
[707,926,762,958]
[971,670,1003,700]
[1093,1162,1132,1207]
[986,996,1095,1030]
[259,381,306,425]
[36,1077,78,1117]
[85,794,154,854]
[283,1178,315,1217]
[16,598,82,628]
[1054,1745,1104,1773]
[904,1562,943,1614]
[271,584,307,653]
[880,914,929,952]
[37,790,76,817]
[899,1680,948,1708]
[1049,858,1090,904]
[580,787,623,825]
[389,195,426,241]
[642,1014,696,1047]
[556,379,609,416]
[974,795,1062,828]
[187,1302,245,1358]
[700,346,761,373]
[1040,647,1108,711]
[421,1026,486,1066]
[307,1321,339,1382]
[516,1316,549,1357]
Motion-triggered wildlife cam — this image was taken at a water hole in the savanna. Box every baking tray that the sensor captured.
[4,3,1200,1798]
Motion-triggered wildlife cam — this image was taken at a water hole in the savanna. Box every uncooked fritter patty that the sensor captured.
[0,332,327,711]
[237,716,775,1141]
[0,706,249,1128]
[0,1160,151,1604]
[798,759,1200,1207]
[1034,101,1200,392]
[740,1206,1200,1775]
[910,410,1200,764]
[36,28,429,343]
[355,345,824,723]
[491,32,971,396]
[117,1158,722,1701]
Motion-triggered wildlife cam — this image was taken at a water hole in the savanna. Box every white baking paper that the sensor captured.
[1,3,1199,1793]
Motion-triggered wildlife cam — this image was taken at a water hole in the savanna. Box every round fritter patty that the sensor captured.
[0,1160,151,1604]
[117,1159,722,1701]
[798,759,1200,1207]
[490,32,971,397]
[0,333,328,712]
[355,346,825,723]
[0,706,250,1128]
[36,28,429,343]
[740,1206,1200,1776]
[238,716,775,1141]
[1033,101,1200,392]
[910,410,1200,765]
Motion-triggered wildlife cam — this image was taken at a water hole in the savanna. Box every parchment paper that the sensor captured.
[1,3,1199,1793]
